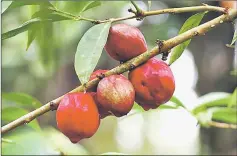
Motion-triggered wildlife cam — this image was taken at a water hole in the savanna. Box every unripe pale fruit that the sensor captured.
[104,24,148,62]
[128,58,175,111]
[56,93,100,143]
[97,75,135,117]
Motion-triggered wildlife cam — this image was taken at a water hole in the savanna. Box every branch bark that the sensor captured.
[86,5,227,24]
[2,7,237,134]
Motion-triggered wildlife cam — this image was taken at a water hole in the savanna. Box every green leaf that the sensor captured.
[2,107,41,131]
[2,129,56,155]
[2,18,51,40]
[230,30,237,45]
[212,108,237,124]
[82,1,101,13]
[132,102,144,112]
[159,104,178,109]
[196,111,213,127]
[74,22,111,84]
[228,88,237,108]
[2,92,42,109]
[1,138,15,144]
[2,0,54,14]
[32,8,75,21]
[26,7,73,51]
[192,92,231,115]
[43,127,89,155]
[26,26,38,51]
[36,21,56,71]
[169,96,186,108]
[63,1,101,15]
[169,12,207,65]
[148,1,152,11]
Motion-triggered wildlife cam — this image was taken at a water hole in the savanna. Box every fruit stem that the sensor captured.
[130,1,145,17]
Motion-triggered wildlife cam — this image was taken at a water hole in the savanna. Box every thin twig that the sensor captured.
[52,5,227,24]
[1,7,237,134]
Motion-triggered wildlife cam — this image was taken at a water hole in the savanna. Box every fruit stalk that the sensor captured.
[2,7,237,135]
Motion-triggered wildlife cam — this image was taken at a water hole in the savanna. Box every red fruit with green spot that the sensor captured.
[128,58,175,111]
[56,93,100,143]
[97,75,135,117]
[104,24,148,62]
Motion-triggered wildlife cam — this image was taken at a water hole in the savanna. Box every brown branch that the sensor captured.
[54,5,227,24]
[89,5,227,24]
[1,7,237,134]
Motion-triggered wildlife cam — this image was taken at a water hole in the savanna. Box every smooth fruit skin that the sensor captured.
[104,24,148,62]
[220,1,236,9]
[89,92,112,119]
[128,58,175,111]
[97,75,135,117]
[89,69,109,81]
[88,69,109,92]
[56,93,100,143]
[89,70,112,119]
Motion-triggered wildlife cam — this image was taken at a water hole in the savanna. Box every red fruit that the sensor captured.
[104,24,148,62]
[220,1,236,9]
[89,92,112,119]
[97,75,135,117]
[128,58,175,111]
[88,69,109,92]
[56,93,100,143]
[89,69,109,81]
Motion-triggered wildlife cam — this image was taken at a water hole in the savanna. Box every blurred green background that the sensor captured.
[1,1,237,155]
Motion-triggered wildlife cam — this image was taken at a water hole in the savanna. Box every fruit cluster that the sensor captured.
[56,24,175,143]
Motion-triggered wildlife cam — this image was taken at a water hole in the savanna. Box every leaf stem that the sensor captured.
[1,7,237,134]
[130,1,141,13]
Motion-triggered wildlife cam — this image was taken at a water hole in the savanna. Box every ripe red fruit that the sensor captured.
[89,92,112,119]
[128,58,175,111]
[56,93,100,143]
[97,75,135,117]
[220,1,236,9]
[104,24,148,62]
[89,69,108,81]
[89,69,109,92]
